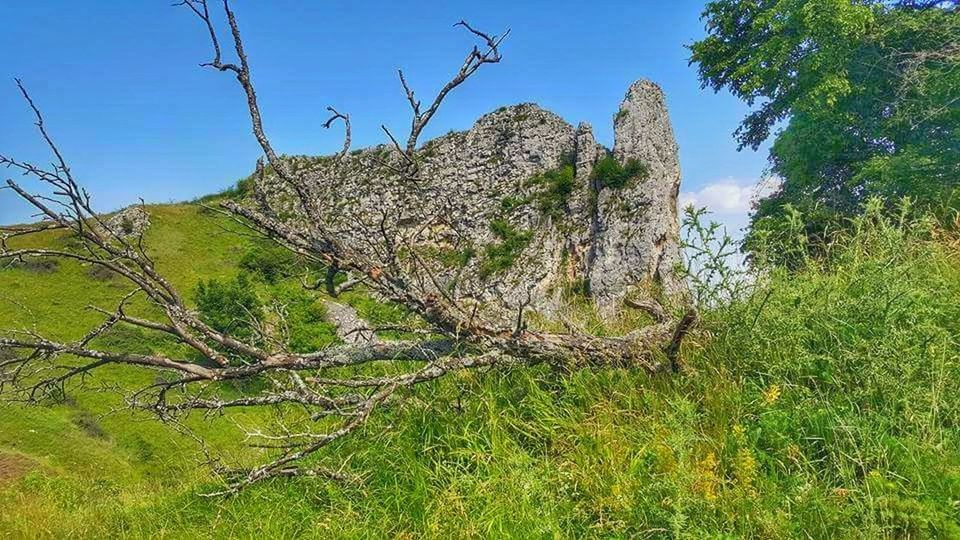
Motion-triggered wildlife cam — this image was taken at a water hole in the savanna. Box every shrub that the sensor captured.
[267,282,339,353]
[479,219,533,277]
[239,242,298,284]
[194,274,261,340]
[591,156,649,190]
[530,164,575,219]
[118,216,135,235]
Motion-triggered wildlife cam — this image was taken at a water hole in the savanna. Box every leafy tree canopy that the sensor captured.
[690,0,959,263]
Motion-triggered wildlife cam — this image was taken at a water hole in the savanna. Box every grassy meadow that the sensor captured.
[0,202,959,538]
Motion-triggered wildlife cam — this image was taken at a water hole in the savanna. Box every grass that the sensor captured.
[528,163,576,219]
[479,219,533,277]
[1,202,959,537]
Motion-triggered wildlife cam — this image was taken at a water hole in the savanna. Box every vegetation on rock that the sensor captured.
[479,219,534,277]
[529,164,576,219]
[591,156,650,190]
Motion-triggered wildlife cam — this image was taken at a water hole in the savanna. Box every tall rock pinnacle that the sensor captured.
[588,80,685,312]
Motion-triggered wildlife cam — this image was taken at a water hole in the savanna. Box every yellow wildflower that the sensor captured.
[762,384,782,405]
[694,452,721,503]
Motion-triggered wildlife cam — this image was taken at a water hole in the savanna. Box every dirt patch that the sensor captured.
[0,453,36,485]
[73,411,109,440]
[86,263,117,281]
[2,258,59,273]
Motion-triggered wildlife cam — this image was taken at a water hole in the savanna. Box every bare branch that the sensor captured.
[389,21,510,171]
[0,6,697,497]
[323,106,351,159]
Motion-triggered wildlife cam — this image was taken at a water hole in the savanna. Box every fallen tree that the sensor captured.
[0,0,694,494]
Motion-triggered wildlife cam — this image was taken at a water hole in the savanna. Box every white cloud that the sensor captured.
[679,177,779,238]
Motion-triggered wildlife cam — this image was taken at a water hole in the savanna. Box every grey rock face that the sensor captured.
[255,79,684,321]
[106,206,150,239]
[589,80,685,312]
[323,300,379,345]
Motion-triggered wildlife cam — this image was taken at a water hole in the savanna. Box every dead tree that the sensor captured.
[0,0,695,495]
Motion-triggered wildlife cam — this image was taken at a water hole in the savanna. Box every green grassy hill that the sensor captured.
[1,202,959,538]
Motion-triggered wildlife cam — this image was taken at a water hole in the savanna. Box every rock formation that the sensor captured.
[323,300,380,345]
[254,79,684,322]
[589,80,685,310]
[106,206,150,239]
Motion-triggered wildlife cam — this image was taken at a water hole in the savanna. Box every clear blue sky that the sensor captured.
[0,0,770,225]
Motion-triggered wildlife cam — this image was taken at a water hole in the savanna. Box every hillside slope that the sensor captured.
[1,203,959,538]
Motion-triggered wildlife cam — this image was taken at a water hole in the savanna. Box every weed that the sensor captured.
[529,164,575,219]
[479,219,533,277]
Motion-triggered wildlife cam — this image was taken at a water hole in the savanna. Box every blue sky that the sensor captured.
[0,1,771,229]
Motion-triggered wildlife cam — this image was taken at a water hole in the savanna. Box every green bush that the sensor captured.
[239,242,298,284]
[267,282,339,353]
[479,219,533,277]
[591,156,649,190]
[194,274,261,340]
[530,164,575,219]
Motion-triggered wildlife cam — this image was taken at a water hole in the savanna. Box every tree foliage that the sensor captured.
[690,0,959,263]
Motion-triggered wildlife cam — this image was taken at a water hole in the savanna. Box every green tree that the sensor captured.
[690,0,959,264]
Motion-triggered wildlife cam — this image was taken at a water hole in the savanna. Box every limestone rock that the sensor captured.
[106,206,150,239]
[323,300,379,345]
[253,79,685,322]
[589,80,685,312]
